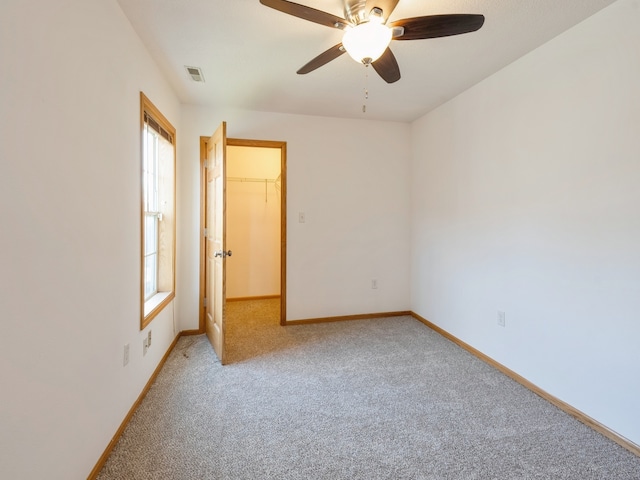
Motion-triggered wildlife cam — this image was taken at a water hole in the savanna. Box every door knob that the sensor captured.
[214,250,232,258]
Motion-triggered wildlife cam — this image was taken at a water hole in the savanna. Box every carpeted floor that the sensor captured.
[97,299,640,479]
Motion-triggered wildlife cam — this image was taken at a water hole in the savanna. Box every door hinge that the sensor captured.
[203,159,209,169]
[203,297,208,308]
[203,228,208,237]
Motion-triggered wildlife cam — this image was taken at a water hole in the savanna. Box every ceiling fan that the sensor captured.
[259,0,485,83]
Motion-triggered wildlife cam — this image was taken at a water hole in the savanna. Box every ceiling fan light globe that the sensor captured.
[342,22,392,64]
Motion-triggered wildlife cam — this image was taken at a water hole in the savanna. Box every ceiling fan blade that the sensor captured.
[297,44,346,74]
[372,47,400,83]
[260,0,348,29]
[365,0,400,23]
[390,14,485,41]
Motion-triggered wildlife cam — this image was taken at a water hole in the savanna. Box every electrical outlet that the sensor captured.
[143,337,149,356]
[497,311,506,327]
[147,330,152,347]
[371,279,378,289]
[123,344,130,366]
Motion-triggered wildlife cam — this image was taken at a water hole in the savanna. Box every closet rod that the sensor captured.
[227,176,276,183]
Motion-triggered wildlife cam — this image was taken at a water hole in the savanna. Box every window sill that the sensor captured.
[142,291,174,329]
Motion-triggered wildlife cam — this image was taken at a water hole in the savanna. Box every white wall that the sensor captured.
[0,1,181,478]
[178,107,411,326]
[7,0,633,476]
[410,0,640,446]
[227,146,281,298]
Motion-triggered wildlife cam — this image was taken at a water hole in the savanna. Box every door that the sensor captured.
[205,122,228,363]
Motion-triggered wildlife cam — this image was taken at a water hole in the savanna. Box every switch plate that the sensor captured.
[123,344,130,366]
[497,311,506,327]
[298,212,306,223]
[147,330,152,347]
[372,279,378,289]
[143,337,149,356]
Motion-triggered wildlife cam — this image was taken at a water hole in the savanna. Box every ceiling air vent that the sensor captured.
[185,66,205,83]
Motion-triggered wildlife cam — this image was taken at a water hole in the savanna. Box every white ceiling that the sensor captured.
[117,0,617,122]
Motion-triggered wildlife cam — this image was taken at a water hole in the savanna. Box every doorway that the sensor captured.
[226,143,282,303]
[199,136,287,362]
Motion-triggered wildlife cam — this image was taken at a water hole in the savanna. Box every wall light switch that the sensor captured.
[298,212,306,223]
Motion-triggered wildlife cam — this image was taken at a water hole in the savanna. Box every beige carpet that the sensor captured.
[225,298,282,364]
[97,302,640,479]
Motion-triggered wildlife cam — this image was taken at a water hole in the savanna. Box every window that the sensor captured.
[140,93,175,328]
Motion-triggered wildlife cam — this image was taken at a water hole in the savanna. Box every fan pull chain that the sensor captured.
[362,65,369,114]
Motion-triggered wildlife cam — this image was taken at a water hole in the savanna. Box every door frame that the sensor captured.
[199,137,287,331]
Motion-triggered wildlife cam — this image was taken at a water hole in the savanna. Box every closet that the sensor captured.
[226,145,282,301]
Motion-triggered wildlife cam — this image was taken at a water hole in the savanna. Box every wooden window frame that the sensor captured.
[140,92,176,329]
